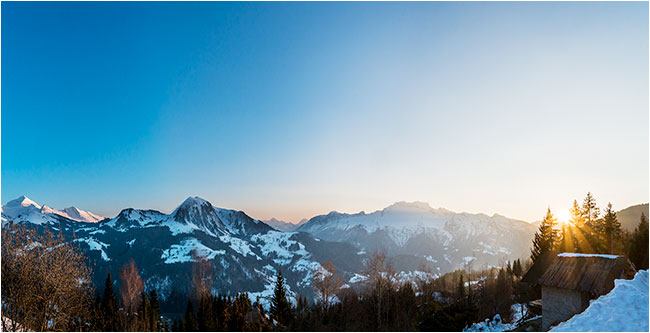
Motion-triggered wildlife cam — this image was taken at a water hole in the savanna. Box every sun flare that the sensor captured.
[556,209,572,227]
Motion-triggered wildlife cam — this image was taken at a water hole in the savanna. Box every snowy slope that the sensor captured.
[550,270,649,332]
[297,201,537,273]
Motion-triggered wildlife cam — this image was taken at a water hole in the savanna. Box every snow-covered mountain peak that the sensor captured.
[61,206,105,223]
[6,195,41,209]
[433,207,456,215]
[177,196,211,209]
[171,196,228,237]
[384,201,433,213]
[40,205,57,214]
[173,196,216,220]
[2,196,52,225]
[64,206,82,215]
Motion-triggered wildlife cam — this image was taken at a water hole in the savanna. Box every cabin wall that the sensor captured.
[542,286,590,330]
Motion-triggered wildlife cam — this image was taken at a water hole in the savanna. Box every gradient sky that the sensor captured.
[2,2,648,223]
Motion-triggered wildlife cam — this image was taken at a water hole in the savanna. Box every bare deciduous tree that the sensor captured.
[1,223,93,331]
[119,259,144,313]
[363,250,396,331]
[312,260,344,308]
[191,252,214,300]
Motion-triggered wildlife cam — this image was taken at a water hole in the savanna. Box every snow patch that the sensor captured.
[550,270,649,332]
[464,314,514,332]
[161,238,225,264]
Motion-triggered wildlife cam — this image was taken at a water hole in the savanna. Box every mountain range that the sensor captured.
[1,196,362,312]
[11,195,640,312]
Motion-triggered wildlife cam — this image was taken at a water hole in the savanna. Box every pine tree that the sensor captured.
[137,290,150,331]
[228,293,251,331]
[178,315,186,332]
[270,269,292,327]
[555,223,575,253]
[197,292,217,331]
[495,268,512,321]
[628,213,649,270]
[582,192,600,225]
[512,259,522,278]
[457,274,465,302]
[215,294,228,330]
[601,203,622,254]
[149,289,160,331]
[581,193,602,252]
[568,200,585,252]
[101,271,120,331]
[185,300,198,331]
[569,200,584,227]
[530,208,558,263]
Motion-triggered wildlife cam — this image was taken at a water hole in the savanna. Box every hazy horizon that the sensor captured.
[2,2,648,223]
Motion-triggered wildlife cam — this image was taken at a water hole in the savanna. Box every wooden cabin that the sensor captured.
[521,253,636,331]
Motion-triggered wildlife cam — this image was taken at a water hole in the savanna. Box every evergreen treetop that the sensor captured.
[530,208,557,263]
[270,269,292,327]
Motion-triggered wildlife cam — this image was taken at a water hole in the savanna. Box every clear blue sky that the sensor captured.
[2,2,648,222]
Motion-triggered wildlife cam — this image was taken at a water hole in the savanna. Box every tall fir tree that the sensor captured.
[568,200,585,252]
[530,208,557,263]
[512,259,522,278]
[555,224,574,253]
[628,213,649,270]
[185,299,198,332]
[581,192,602,252]
[149,289,161,332]
[601,203,622,254]
[101,271,120,331]
[270,269,292,327]
[582,192,600,225]
[137,290,150,331]
[457,274,465,302]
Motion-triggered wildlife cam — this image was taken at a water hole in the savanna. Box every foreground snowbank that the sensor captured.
[550,269,649,332]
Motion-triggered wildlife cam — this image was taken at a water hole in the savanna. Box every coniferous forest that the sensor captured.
[2,193,648,332]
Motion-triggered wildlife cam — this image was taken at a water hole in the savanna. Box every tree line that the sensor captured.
[170,252,532,332]
[530,192,648,270]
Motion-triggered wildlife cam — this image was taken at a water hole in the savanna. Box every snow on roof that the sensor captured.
[539,253,635,295]
[550,270,648,332]
[558,252,621,259]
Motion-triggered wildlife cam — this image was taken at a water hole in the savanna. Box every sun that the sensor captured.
[556,209,571,227]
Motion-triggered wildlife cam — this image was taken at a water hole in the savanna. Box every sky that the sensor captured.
[1,2,648,223]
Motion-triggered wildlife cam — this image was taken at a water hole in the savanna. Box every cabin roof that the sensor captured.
[536,253,636,296]
[521,251,557,284]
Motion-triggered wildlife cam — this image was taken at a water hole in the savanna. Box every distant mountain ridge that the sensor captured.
[264,217,309,232]
[617,203,649,231]
[297,201,538,273]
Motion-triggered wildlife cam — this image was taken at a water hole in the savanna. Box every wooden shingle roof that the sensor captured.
[537,253,636,296]
[521,251,557,284]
